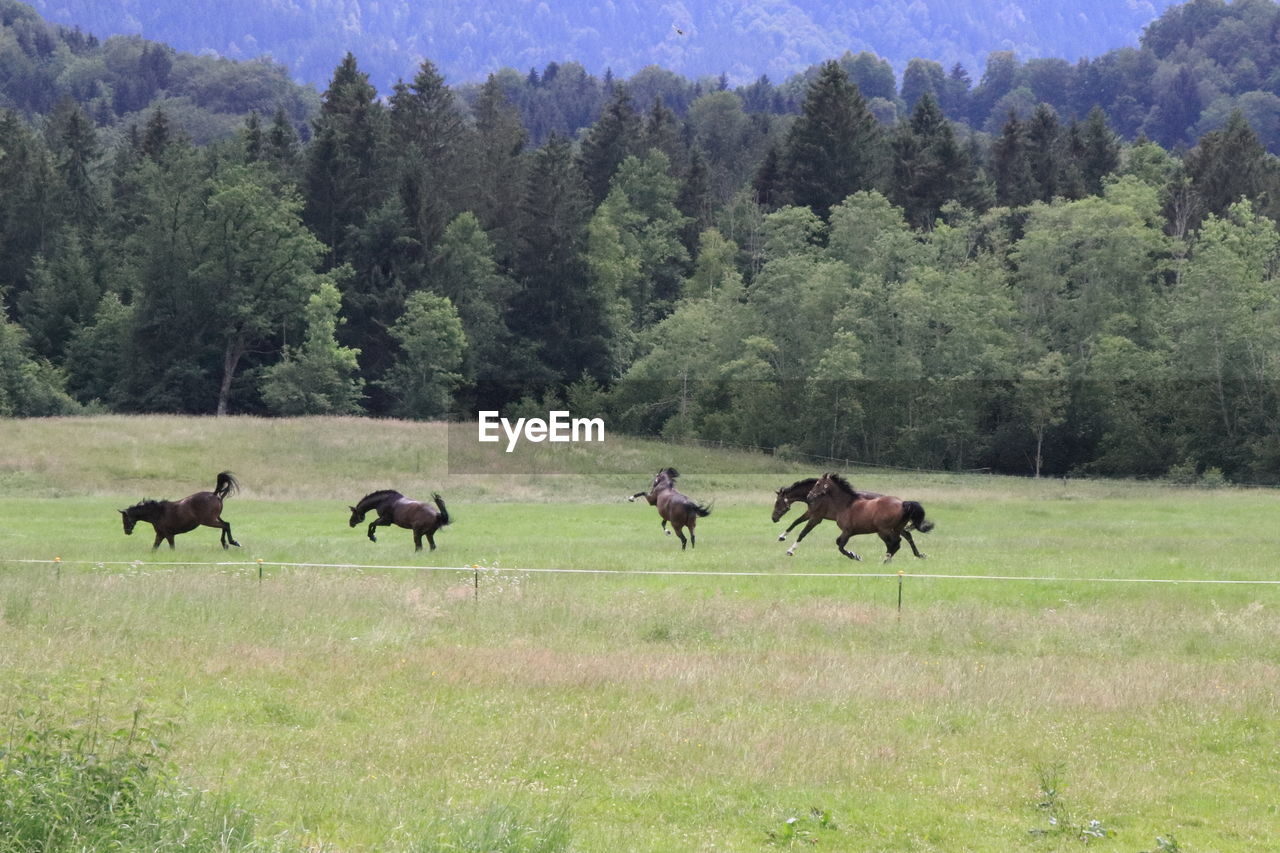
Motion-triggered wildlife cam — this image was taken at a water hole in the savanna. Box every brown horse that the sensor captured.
[629,467,711,550]
[349,489,450,551]
[805,473,933,562]
[120,471,241,550]
[772,477,885,556]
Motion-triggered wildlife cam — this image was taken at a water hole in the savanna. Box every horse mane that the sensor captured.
[826,473,859,499]
[660,467,680,480]
[783,477,818,495]
[124,499,168,517]
[357,489,403,504]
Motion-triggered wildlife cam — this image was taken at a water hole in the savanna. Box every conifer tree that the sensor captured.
[513,134,610,384]
[578,85,642,205]
[303,53,388,267]
[782,60,884,218]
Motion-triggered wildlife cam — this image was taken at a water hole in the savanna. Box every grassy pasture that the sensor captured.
[1,416,1279,851]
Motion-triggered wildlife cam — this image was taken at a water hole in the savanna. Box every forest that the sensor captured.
[1,0,1280,484]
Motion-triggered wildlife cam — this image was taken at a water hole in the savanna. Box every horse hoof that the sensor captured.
[786,549,796,557]
[665,530,672,536]
[777,534,787,542]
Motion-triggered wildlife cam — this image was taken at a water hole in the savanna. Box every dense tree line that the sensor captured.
[2,0,1280,484]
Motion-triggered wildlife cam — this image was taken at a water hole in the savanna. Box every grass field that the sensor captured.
[2,416,1279,851]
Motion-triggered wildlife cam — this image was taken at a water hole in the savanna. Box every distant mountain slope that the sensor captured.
[29,0,1180,93]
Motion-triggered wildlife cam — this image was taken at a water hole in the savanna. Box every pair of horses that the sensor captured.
[628,468,933,562]
[119,474,450,552]
[773,473,933,561]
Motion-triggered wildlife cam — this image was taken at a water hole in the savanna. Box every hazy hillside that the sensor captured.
[28,0,1180,93]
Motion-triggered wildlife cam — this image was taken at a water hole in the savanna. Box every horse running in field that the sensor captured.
[120,471,241,550]
[629,467,711,550]
[772,477,885,556]
[804,473,933,562]
[348,490,450,551]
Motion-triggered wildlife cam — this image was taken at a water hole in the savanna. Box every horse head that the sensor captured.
[119,508,137,535]
[771,487,794,523]
[347,505,364,527]
[806,473,837,503]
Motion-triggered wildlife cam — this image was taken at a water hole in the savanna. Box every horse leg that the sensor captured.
[367,519,382,542]
[413,530,423,551]
[881,532,902,563]
[661,519,671,536]
[220,519,240,549]
[673,524,688,550]
[836,531,861,561]
[425,530,437,551]
[779,513,808,542]
[152,530,164,550]
[901,530,926,559]
[787,517,823,556]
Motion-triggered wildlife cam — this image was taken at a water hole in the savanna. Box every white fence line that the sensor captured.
[8,558,1280,586]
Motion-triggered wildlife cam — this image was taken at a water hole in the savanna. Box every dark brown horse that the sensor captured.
[349,490,450,551]
[805,473,933,562]
[120,471,241,550]
[772,477,885,556]
[629,467,711,550]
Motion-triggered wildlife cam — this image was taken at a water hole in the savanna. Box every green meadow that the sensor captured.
[1,416,1278,851]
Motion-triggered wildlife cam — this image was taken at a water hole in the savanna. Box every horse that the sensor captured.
[772,477,886,556]
[348,489,450,551]
[804,472,933,562]
[120,471,241,550]
[628,467,711,550]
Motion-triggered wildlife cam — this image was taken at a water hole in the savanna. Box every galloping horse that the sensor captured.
[120,471,241,550]
[772,477,884,556]
[805,473,933,562]
[348,490,450,551]
[629,467,711,550]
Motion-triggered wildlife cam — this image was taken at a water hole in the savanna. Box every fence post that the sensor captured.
[897,569,904,616]
[257,558,264,583]
[473,565,480,602]
[54,556,61,581]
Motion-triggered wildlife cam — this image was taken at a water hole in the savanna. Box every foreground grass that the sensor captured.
[2,416,1279,851]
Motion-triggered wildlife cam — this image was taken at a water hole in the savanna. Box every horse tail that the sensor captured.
[902,501,934,533]
[692,502,712,518]
[432,493,450,526]
[215,471,239,499]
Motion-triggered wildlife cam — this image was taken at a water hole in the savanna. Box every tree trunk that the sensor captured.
[217,333,246,416]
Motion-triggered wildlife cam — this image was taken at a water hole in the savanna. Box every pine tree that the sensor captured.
[303,53,389,267]
[467,75,529,266]
[992,110,1036,207]
[513,135,610,385]
[578,85,642,205]
[782,60,884,219]
[1078,107,1120,196]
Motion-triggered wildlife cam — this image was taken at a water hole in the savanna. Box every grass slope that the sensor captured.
[2,416,1278,851]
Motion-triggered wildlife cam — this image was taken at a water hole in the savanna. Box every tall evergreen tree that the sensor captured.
[782,60,884,219]
[1183,110,1274,221]
[467,75,529,266]
[303,53,388,267]
[991,110,1036,207]
[578,85,643,206]
[513,135,610,385]
[891,93,974,228]
[389,59,470,255]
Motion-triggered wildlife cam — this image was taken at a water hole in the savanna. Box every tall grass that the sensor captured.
[0,701,258,852]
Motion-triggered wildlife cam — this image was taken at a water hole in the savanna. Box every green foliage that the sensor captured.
[379,290,467,418]
[260,279,364,415]
[0,300,78,416]
[0,704,257,852]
